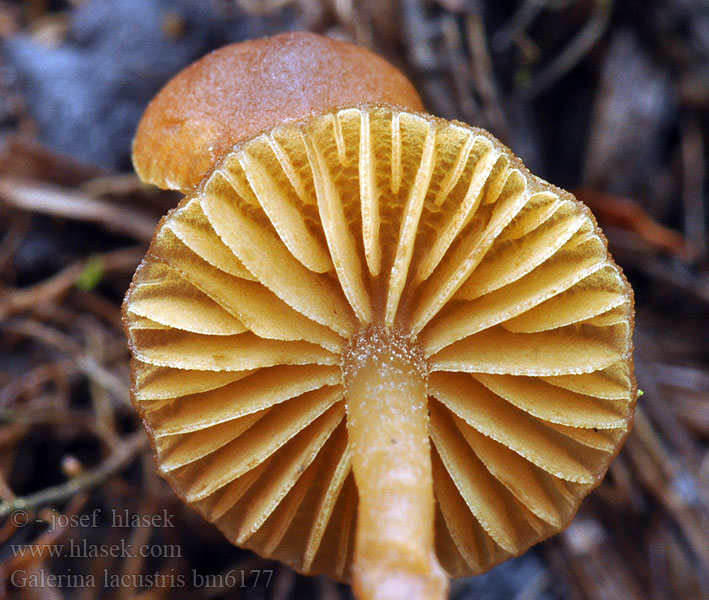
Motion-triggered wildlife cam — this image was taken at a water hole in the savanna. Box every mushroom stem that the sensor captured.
[343,326,448,600]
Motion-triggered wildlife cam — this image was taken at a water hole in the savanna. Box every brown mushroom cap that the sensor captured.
[123,104,636,581]
[132,32,424,194]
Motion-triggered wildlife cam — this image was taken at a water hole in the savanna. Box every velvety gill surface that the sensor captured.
[123,105,636,581]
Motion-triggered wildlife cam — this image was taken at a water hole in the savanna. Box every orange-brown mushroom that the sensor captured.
[123,32,637,600]
[133,31,424,194]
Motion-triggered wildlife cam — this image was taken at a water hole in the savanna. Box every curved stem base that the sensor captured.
[343,326,448,600]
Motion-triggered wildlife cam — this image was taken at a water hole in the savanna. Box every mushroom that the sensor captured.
[123,32,637,600]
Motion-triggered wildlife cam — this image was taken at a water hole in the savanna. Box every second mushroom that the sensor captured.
[123,32,637,600]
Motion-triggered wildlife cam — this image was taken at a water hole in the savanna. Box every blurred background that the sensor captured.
[0,1,707,599]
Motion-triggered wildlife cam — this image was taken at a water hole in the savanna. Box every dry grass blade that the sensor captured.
[0,432,147,520]
[0,178,157,241]
[521,0,612,100]
[0,246,146,320]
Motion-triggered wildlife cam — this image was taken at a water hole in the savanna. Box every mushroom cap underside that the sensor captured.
[123,104,637,581]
